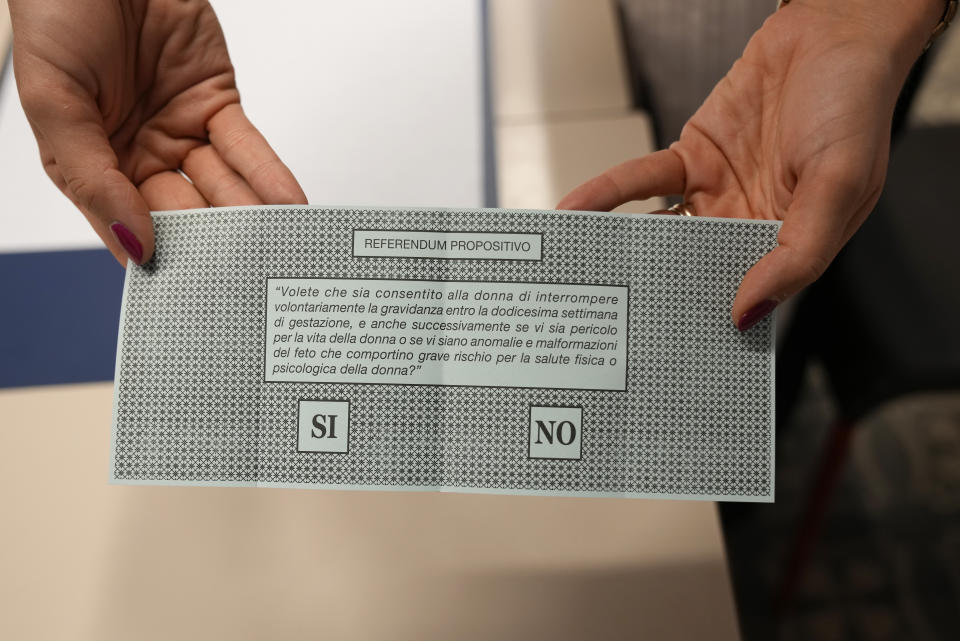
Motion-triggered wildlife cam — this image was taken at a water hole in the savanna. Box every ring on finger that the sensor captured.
[667,202,697,216]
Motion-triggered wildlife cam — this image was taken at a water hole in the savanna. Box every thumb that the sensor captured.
[731,174,863,331]
[23,83,154,266]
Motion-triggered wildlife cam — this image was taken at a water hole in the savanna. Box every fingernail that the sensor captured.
[736,299,778,332]
[110,222,144,264]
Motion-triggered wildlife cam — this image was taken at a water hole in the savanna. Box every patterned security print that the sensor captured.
[112,207,779,500]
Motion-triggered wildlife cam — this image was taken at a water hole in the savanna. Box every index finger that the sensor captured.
[556,148,686,211]
[207,103,308,205]
[731,167,871,329]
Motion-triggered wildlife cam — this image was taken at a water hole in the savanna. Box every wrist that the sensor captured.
[784,0,946,61]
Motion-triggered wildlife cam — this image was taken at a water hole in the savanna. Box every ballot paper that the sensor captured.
[110,206,779,501]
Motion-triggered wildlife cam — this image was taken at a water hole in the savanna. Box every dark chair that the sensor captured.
[775,123,960,612]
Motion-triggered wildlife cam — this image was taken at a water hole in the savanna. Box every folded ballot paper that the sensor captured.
[110,206,779,501]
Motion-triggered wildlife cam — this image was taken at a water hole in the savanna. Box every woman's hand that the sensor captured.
[558,0,944,329]
[9,0,307,265]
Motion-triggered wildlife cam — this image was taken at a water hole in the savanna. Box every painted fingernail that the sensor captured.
[736,299,778,332]
[110,222,144,264]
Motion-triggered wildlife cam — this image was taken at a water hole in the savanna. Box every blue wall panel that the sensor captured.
[0,249,124,388]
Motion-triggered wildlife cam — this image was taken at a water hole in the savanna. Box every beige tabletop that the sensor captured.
[0,383,740,640]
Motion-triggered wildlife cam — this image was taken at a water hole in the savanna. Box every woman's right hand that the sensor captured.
[9,0,307,266]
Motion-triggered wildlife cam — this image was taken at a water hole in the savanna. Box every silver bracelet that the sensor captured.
[777,0,957,51]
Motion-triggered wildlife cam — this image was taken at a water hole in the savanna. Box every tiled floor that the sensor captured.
[490,0,665,213]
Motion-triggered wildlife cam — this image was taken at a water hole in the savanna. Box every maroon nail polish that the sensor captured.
[737,299,777,332]
[110,222,144,264]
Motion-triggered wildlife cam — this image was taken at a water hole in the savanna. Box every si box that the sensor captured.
[298,400,350,453]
